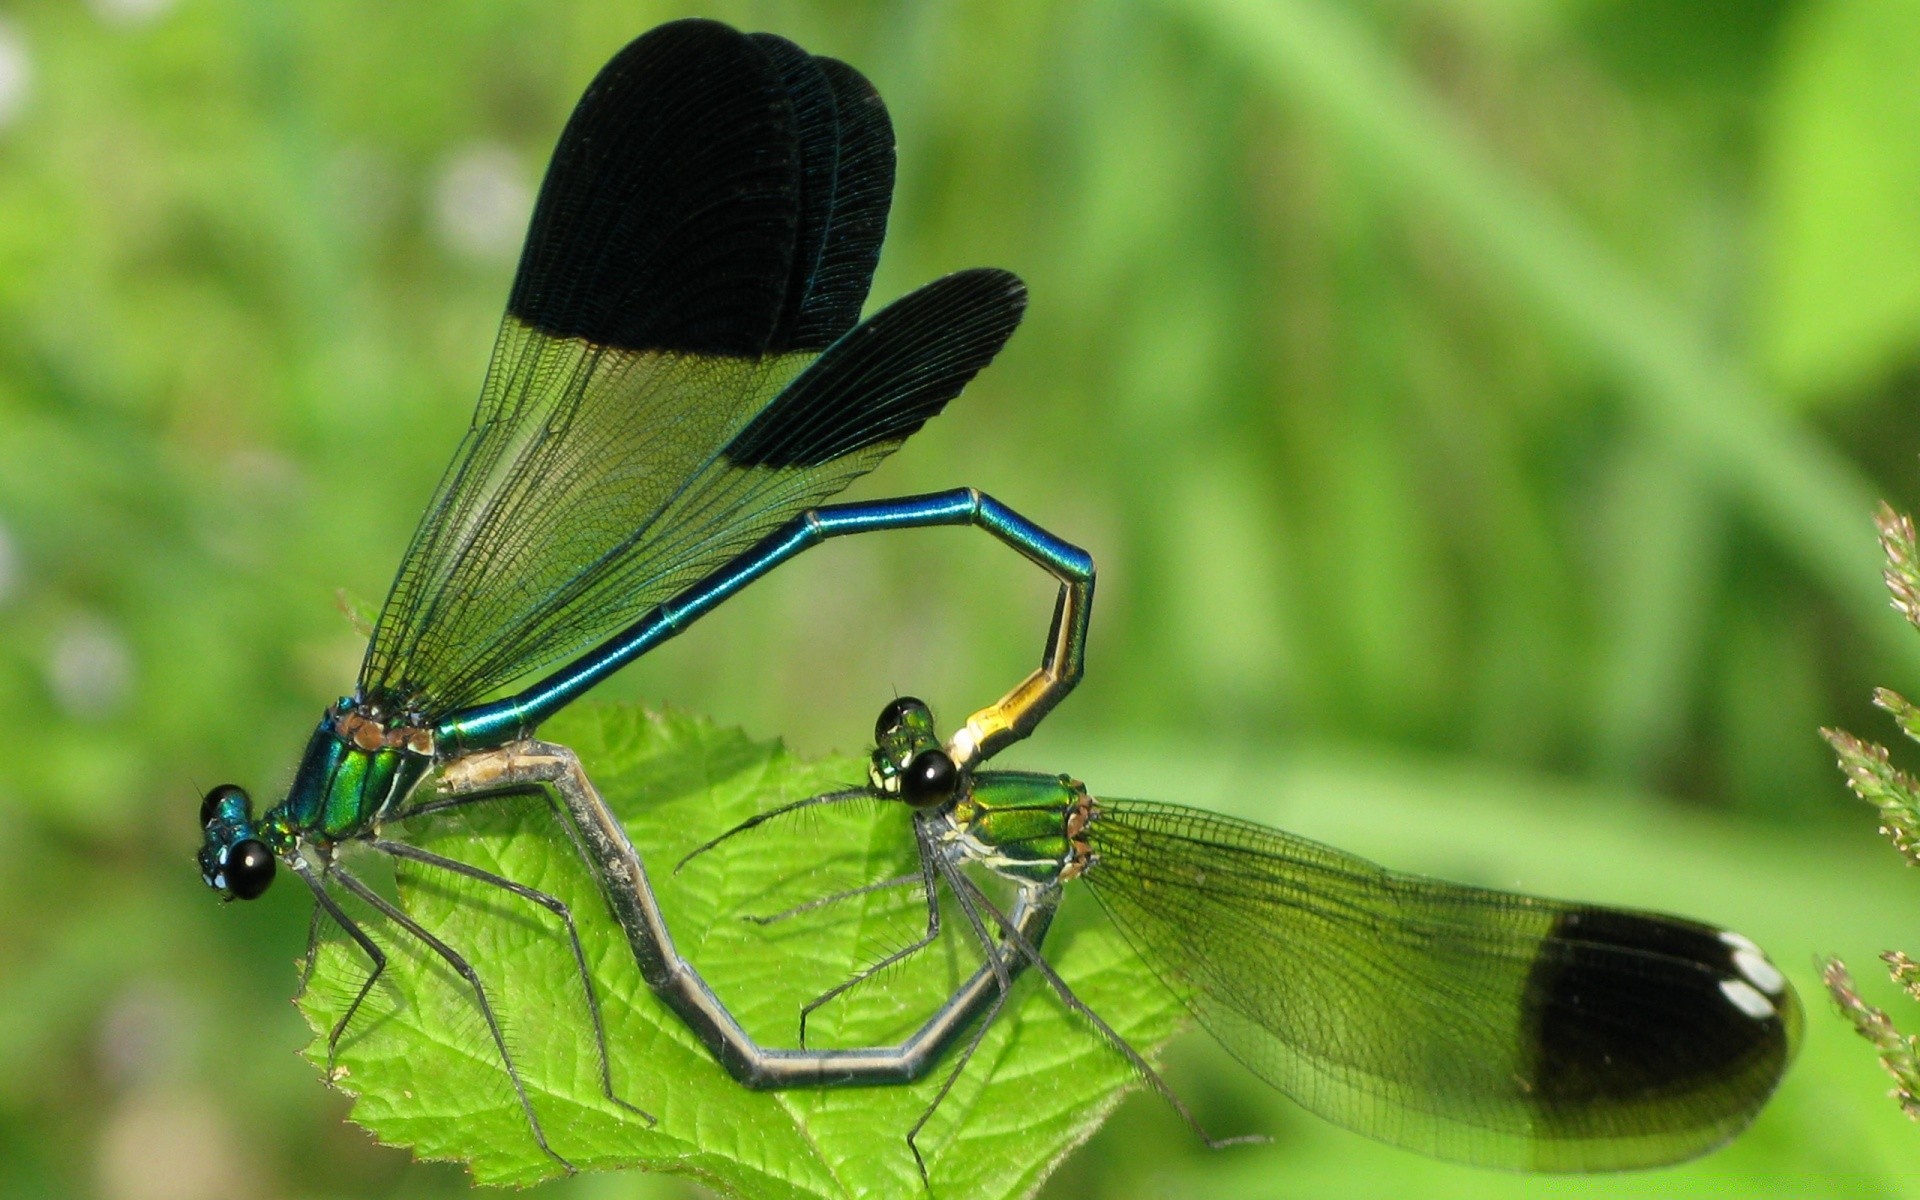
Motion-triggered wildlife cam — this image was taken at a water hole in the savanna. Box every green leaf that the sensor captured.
[295,702,1187,1195]
[1762,0,1920,399]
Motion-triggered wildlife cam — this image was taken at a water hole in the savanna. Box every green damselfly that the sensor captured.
[684,698,1800,1179]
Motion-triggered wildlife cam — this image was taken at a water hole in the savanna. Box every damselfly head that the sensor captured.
[870,697,936,791]
[899,749,959,809]
[868,697,962,810]
[874,695,937,749]
[198,783,276,900]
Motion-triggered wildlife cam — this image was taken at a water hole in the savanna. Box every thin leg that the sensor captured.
[393,788,528,824]
[896,859,1043,1184]
[397,768,623,949]
[390,770,624,976]
[949,873,1265,1153]
[940,829,1014,1000]
[298,900,325,994]
[392,770,653,1118]
[907,982,1012,1187]
[440,489,1095,762]
[674,787,872,873]
[798,835,946,1046]
[744,873,921,926]
[292,860,387,1076]
[369,838,655,1125]
[327,861,576,1174]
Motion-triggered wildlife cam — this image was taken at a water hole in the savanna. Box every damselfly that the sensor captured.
[685,698,1801,1180]
[197,19,1092,1169]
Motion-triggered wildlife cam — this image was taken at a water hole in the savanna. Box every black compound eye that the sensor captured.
[225,839,276,900]
[201,783,248,827]
[901,749,958,809]
[875,696,930,745]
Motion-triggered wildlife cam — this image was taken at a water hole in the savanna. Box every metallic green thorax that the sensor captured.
[261,697,433,851]
[944,771,1093,886]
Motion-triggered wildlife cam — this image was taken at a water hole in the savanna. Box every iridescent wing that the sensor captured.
[361,20,1025,716]
[1082,799,1799,1171]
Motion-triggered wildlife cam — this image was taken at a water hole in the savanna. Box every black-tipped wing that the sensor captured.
[1083,801,1800,1171]
[358,21,1012,718]
[506,21,893,358]
[408,269,1025,709]
[726,268,1025,467]
[506,19,799,355]
[749,34,896,354]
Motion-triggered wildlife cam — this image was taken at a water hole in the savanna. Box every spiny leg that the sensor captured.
[396,771,611,924]
[298,897,326,995]
[941,825,1015,1001]
[743,872,921,926]
[327,862,576,1174]
[949,872,1265,1154]
[433,742,693,994]
[674,786,872,873]
[900,863,1043,1185]
[799,828,947,1047]
[292,861,387,1076]
[673,779,950,1043]
[392,773,655,1118]
[369,837,655,1124]
[907,978,1013,1188]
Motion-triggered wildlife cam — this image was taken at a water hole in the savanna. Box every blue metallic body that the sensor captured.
[440,488,1094,753]
[220,488,1092,866]
[195,18,1101,1173]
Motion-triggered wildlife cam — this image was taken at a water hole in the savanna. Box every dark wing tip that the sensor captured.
[1522,908,1798,1157]
[504,19,898,360]
[724,267,1027,468]
[749,35,896,355]
[505,19,802,357]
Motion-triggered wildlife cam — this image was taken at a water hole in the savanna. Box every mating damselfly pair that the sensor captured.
[198,17,1797,1187]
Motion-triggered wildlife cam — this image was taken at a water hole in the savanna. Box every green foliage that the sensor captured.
[297,703,1184,1195]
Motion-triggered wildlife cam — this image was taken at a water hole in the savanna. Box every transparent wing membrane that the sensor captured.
[1080,800,1800,1171]
[356,20,1026,716]
[362,328,791,710]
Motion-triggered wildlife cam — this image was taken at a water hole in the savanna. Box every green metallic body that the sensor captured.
[944,772,1082,885]
[892,754,1800,1173]
[258,700,432,855]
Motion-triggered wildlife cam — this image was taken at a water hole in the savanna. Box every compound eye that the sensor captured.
[225,839,276,900]
[875,696,931,745]
[201,783,248,827]
[900,749,958,809]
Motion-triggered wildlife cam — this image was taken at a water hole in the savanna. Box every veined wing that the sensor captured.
[1081,799,1799,1171]
[369,270,1022,715]
[360,21,1023,716]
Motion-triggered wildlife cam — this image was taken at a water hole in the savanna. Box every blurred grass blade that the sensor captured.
[1163,0,1920,682]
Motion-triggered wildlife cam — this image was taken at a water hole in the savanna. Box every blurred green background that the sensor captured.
[5,0,1920,1195]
